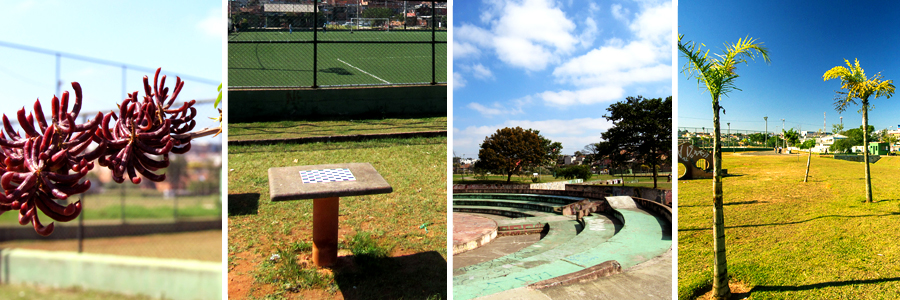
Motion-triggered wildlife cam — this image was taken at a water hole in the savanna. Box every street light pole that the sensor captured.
[764,116,768,147]
[728,122,731,152]
[782,119,785,149]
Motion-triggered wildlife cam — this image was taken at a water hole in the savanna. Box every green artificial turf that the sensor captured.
[228,30,447,87]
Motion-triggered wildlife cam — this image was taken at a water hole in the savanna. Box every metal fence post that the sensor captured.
[313,2,319,88]
[78,193,84,253]
[431,0,436,85]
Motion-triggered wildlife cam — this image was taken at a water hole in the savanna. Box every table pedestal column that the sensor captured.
[312,196,340,267]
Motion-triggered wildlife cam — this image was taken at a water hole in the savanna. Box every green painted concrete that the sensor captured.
[453,198,560,213]
[0,248,221,300]
[453,209,670,300]
[454,193,586,205]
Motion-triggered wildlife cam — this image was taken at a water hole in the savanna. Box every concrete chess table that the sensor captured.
[269,163,392,267]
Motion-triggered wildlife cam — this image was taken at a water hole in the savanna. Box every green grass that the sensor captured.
[0,284,153,300]
[228,136,446,299]
[678,153,900,299]
[228,117,446,141]
[228,31,447,87]
[0,193,220,225]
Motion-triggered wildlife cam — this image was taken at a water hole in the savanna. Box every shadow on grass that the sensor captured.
[228,193,260,216]
[680,200,768,207]
[334,251,446,300]
[679,212,900,232]
[748,276,900,294]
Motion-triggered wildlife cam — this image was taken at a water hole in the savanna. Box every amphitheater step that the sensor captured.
[454,193,589,206]
[452,208,670,300]
[452,198,560,213]
[453,205,558,219]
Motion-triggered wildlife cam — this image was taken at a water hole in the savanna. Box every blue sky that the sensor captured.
[452,0,672,159]
[0,1,222,142]
[678,0,900,135]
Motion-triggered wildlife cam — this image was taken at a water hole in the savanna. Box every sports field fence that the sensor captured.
[228,0,447,88]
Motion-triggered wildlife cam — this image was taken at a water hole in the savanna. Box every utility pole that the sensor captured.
[727,122,731,151]
[782,119,786,150]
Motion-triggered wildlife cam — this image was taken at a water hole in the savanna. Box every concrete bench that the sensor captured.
[268,162,392,267]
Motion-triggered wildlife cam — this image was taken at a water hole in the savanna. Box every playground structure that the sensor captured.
[677,143,726,179]
[452,185,671,299]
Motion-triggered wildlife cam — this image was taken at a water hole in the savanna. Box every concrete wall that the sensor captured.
[1,249,221,300]
[565,185,672,207]
[229,85,447,122]
[450,179,583,191]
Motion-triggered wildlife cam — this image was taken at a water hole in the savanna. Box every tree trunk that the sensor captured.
[652,164,658,189]
[862,101,873,203]
[711,97,731,299]
[804,148,811,182]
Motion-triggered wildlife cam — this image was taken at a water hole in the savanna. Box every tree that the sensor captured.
[800,139,816,149]
[597,95,672,189]
[832,123,845,135]
[824,59,895,203]
[679,34,770,299]
[783,128,800,147]
[477,127,545,182]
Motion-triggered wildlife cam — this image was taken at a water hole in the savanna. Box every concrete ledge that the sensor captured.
[228,85,447,122]
[452,214,498,255]
[0,248,221,300]
[528,260,622,289]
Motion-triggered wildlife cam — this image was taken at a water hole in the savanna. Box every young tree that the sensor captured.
[679,34,770,299]
[477,127,545,182]
[597,95,672,188]
[824,59,895,203]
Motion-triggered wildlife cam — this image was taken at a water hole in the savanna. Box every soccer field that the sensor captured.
[228,30,447,87]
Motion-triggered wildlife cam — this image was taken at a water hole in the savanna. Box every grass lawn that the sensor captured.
[678,152,900,299]
[228,117,446,142]
[228,30,447,87]
[0,192,220,225]
[228,136,446,299]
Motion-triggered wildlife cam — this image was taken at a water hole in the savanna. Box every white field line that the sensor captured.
[337,58,391,84]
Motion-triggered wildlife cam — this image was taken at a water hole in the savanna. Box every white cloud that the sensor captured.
[538,86,625,105]
[611,4,630,22]
[467,95,529,117]
[197,8,222,38]
[453,72,466,90]
[454,42,481,60]
[454,0,581,71]
[538,1,672,107]
[470,64,494,80]
[630,1,672,43]
[453,117,614,156]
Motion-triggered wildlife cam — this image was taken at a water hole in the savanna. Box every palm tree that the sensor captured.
[823,59,895,203]
[679,34,770,299]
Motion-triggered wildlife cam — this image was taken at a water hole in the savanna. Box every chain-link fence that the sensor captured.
[679,126,786,148]
[228,0,447,88]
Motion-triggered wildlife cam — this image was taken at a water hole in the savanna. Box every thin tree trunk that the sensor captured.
[712,97,730,299]
[862,102,873,203]
[804,148,811,182]
[652,164,658,189]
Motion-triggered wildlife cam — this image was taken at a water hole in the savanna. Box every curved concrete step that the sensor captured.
[453,198,560,213]
[454,193,588,206]
[453,208,671,300]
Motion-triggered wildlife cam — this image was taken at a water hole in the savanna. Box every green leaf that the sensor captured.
[214,83,222,109]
